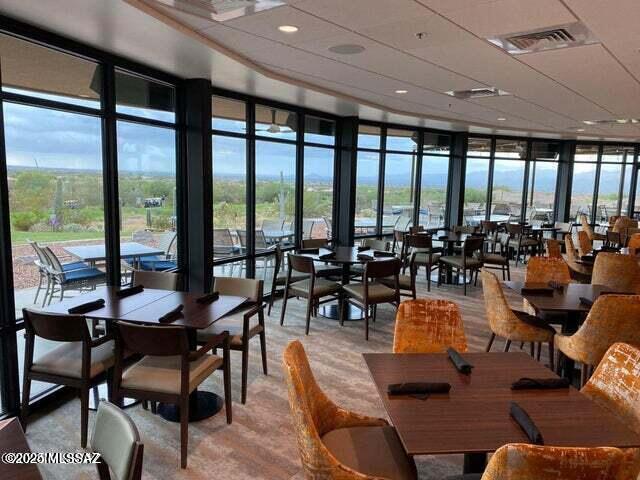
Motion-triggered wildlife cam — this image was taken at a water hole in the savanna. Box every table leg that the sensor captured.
[463,452,487,474]
[320,263,363,321]
[559,311,582,384]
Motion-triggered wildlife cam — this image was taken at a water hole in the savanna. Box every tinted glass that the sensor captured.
[420,155,449,228]
[304,116,335,145]
[495,139,526,159]
[386,128,418,152]
[115,70,175,122]
[303,147,334,239]
[467,137,491,157]
[423,133,450,154]
[354,150,380,235]
[383,153,417,232]
[358,125,381,150]
[212,96,246,133]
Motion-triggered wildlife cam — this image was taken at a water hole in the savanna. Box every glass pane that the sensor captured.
[602,145,634,163]
[570,163,597,221]
[532,141,560,160]
[0,33,101,108]
[574,144,599,161]
[212,96,246,133]
[303,147,334,239]
[358,125,381,150]
[419,155,449,228]
[4,103,104,400]
[213,135,246,258]
[354,150,380,235]
[117,121,177,279]
[467,137,491,157]
[256,141,296,246]
[213,259,247,280]
[383,153,417,232]
[464,157,489,224]
[596,163,624,221]
[386,128,418,152]
[527,161,558,223]
[495,139,526,159]
[115,70,175,122]
[304,116,335,146]
[423,133,450,154]
[255,105,297,141]
[622,165,633,217]
[491,159,525,222]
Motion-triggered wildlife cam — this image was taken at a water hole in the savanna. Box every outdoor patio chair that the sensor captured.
[137,231,177,271]
[302,219,315,240]
[213,228,241,257]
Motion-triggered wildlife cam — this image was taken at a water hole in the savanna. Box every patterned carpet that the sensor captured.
[25,266,529,479]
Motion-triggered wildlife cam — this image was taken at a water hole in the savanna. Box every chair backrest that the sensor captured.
[132,270,178,291]
[116,321,188,357]
[302,219,315,239]
[613,216,638,234]
[580,214,595,240]
[577,230,593,257]
[28,240,50,266]
[592,252,640,292]
[91,401,143,480]
[158,231,177,256]
[480,220,498,234]
[567,295,640,366]
[463,236,485,257]
[525,257,571,284]
[582,342,640,436]
[606,230,622,247]
[236,230,248,249]
[213,228,234,246]
[288,253,315,275]
[362,238,389,251]
[42,246,64,274]
[505,223,523,236]
[393,299,467,353]
[22,308,89,343]
[628,233,640,255]
[545,239,562,258]
[301,238,327,249]
[261,219,284,231]
[214,277,262,303]
[408,225,424,235]
[364,257,400,280]
[454,225,477,235]
[564,234,591,277]
[255,230,269,249]
[404,233,432,250]
[481,443,626,480]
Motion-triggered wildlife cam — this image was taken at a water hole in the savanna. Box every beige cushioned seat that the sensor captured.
[121,354,222,395]
[290,278,341,297]
[380,274,411,290]
[482,253,509,265]
[275,271,308,285]
[32,340,115,379]
[343,283,396,303]
[413,252,440,264]
[509,237,538,247]
[322,426,417,480]
[197,315,262,347]
[438,256,482,269]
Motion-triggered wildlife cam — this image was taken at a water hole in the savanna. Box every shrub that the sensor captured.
[12,211,46,231]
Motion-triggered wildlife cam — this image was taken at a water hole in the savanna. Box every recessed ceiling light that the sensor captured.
[576,128,585,132]
[583,120,596,125]
[497,117,506,121]
[395,89,408,94]
[278,25,299,33]
[328,44,366,55]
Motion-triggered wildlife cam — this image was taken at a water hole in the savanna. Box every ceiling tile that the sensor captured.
[358,13,457,51]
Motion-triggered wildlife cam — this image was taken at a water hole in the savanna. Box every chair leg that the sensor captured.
[506,263,511,281]
[259,329,268,376]
[548,342,555,371]
[151,401,157,414]
[20,375,31,431]
[536,342,542,361]
[279,290,289,326]
[241,343,249,404]
[267,292,274,316]
[580,363,590,388]
[529,342,535,357]
[463,270,467,296]
[180,394,189,468]
[364,303,369,341]
[486,333,496,352]
[223,350,232,424]
[304,297,313,335]
[80,386,89,448]
[504,340,512,352]
[426,263,431,292]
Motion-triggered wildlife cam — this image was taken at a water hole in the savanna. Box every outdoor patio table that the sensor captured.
[64,242,165,269]
[262,229,294,243]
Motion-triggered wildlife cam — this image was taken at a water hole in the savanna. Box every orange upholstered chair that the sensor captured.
[564,234,592,282]
[282,340,417,480]
[481,271,555,368]
[591,252,640,293]
[545,239,562,258]
[581,214,606,242]
[481,443,628,480]
[555,295,640,386]
[393,299,467,354]
[628,233,640,256]
[577,230,593,257]
[525,256,571,284]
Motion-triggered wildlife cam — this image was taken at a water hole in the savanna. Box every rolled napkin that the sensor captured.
[116,284,144,299]
[68,298,105,314]
[196,291,219,304]
[158,304,184,323]
[447,347,473,374]
[298,248,319,254]
[579,296,594,307]
[520,286,554,296]
[387,382,451,397]
[319,252,336,260]
[510,401,544,445]
[357,245,371,252]
[373,250,395,257]
[357,253,373,261]
[511,377,570,390]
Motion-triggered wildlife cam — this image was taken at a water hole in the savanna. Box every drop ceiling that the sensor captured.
[2,0,640,140]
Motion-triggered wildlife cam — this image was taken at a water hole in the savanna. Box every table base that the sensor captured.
[88,383,139,410]
[158,391,223,422]
[320,304,363,321]
[463,452,487,474]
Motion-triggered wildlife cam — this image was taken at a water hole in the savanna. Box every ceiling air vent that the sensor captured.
[445,87,510,100]
[488,22,598,55]
[149,0,286,22]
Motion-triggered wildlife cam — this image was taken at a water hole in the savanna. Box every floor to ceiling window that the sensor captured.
[464,138,491,225]
[354,125,381,237]
[383,129,418,233]
[596,145,634,220]
[570,145,599,223]
[490,139,526,223]
[526,142,560,223]
[419,133,450,228]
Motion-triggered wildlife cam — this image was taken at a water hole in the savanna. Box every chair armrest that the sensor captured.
[243,302,265,320]
[90,334,114,348]
[190,331,228,361]
[329,406,389,431]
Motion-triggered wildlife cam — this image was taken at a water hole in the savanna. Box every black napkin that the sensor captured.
[298,248,319,254]
[510,402,544,445]
[600,245,620,252]
[319,252,336,260]
[580,255,595,263]
[447,347,473,374]
[116,284,144,299]
[438,235,449,240]
[357,253,373,261]
[388,382,451,400]
[196,291,219,304]
[357,245,371,252]
[68,298,105,314]
[373,250,395,257]
[511,377,570,390]
[520,287,554,296]
[158,304,184,323]
[579,296,593,307]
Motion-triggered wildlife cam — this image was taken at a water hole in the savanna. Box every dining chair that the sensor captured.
[213,228,241,257]
[393,299,467,353]
[545,238,562,258]
[591,252,640,293]
[300,239,342,278]
[480,443,628,480]
[282,340,417,480]
[302,219,315,240]
[577,230,593,257]
[481,271,554,369]
[27,240,53,306]
[137,231,177,271]
[525,256,571,284]
[351,238,391,279]
[555,295,640,387]
[266,245,308,316]
[564,234,593,283]
[479,237,511,282]
[131,270,179,290]
[91,401,144,480]
[391,228,406,257]
[280,254,342,334]
[581,214,606,242]
[403,233,441,291]
[261,218,284,232]
[20,308,115,448]
[606,230,623,249]
[480,220,499,253]
[627,233,640,255]
[505,223,539,266]
[344,258,401,340]
[438,236,485,295]
[113,321,231,468]
[197,277,266,404]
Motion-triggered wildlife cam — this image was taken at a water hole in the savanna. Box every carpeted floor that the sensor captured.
[25,265,530,479]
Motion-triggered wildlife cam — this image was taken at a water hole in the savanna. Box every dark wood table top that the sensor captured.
[363,352,640,456]
[504,281,631,313]
[64,242,164,262]
[435,232,471,243]
[299,246,397,265]
[41,286,247,329]
[0,418,42,480]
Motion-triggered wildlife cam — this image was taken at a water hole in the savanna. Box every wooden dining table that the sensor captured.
[41,286,247,422]
[0,418,42,480]
[364,352,640,475]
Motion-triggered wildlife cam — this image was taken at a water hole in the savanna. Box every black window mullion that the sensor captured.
[486,138,496,221]
[521,141,532,223]
[592,145,603,224]
[413,131,424,227]
[295,113,304,247]
[246,100,256,277]
[629,146,639,217]
[377,127,387,238]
